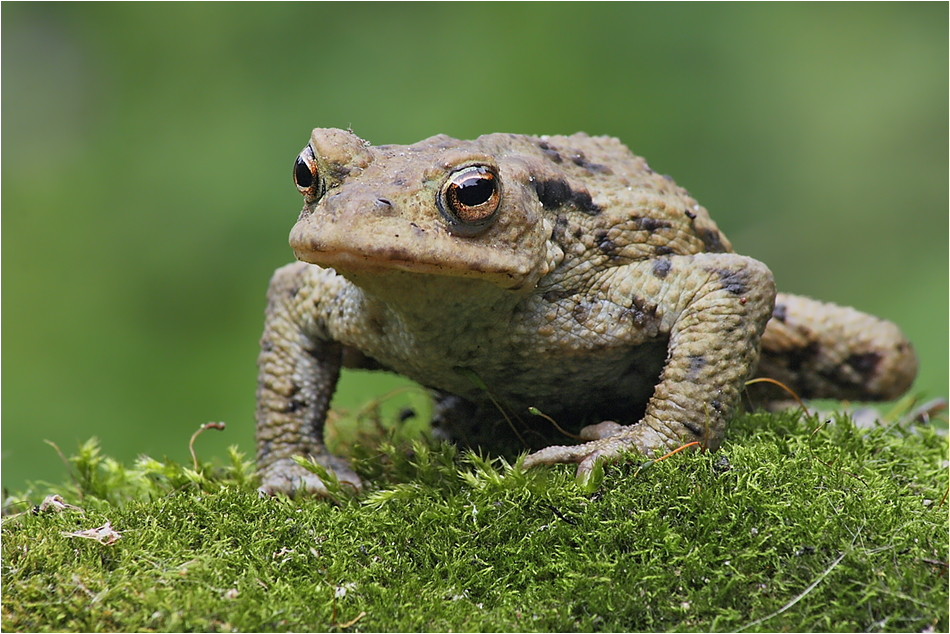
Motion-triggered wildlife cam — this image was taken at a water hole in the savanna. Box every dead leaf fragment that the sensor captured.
[63,520,122,545]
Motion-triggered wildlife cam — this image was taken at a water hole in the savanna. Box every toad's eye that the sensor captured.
[293,145,324,200]
[438,165,501,235]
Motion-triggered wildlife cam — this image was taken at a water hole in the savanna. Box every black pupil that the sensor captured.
[294,157,314,189]
[455,173,494,207]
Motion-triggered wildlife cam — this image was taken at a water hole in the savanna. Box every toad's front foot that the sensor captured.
[258,454,363,498]
[522,420,694,479]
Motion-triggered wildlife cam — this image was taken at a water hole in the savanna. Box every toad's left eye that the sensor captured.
[438,165,501,235]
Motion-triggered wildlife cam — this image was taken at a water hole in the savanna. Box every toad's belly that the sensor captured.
[375,336,669,422]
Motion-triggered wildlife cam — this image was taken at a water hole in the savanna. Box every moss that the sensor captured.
[3,409,947,632]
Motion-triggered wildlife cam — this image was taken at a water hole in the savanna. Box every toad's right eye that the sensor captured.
[293,146,324,200]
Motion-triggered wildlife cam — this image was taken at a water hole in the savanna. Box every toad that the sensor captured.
[256,129,917,495]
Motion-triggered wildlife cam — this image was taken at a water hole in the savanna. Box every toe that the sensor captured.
[258,457,362,498]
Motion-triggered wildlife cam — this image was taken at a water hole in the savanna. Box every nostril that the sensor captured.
[375,198,393,208]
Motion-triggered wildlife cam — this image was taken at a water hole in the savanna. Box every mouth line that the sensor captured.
[296,246,449,274]
[293,244,524,288]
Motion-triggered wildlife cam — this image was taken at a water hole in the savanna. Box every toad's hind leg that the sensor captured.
[753,293,917,402]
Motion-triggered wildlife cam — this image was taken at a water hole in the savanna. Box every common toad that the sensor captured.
[256,129,917,495]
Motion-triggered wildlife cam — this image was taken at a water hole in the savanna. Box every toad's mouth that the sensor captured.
[289,219,536,290]
[295,244,509,280]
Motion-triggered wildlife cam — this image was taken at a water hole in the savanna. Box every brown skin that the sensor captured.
[256,129,917,496]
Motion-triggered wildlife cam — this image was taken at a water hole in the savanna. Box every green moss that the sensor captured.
[3,410,947,632]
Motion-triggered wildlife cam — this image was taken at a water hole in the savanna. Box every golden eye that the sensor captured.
[439,165,501,235]
[293,145,324,200]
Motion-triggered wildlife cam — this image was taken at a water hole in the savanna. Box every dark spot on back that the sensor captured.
[715,268,749,295]
[785,340,820,372]
[533,179,600,214]
[772,303,788,322]
[698,227,727,252]
[594,229,619,256]
[635,216,672,232]
[573,187,598,213]
[654,245,674,256]
[846,352,882,379]
[626,296,659,331]
[572,303,590,324]
[570,152,612,174]
[537,140,563,163]
[534,178,571,208]
[572,190,599,214]
[652,258,672,278]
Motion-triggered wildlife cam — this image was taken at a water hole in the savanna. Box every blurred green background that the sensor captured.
[3,3,946,494]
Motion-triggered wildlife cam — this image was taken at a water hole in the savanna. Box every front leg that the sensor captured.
[256,262,361,496]
[524,253,775,477]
